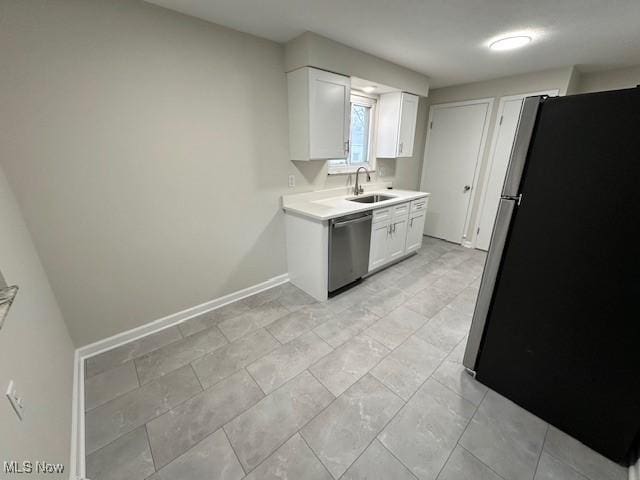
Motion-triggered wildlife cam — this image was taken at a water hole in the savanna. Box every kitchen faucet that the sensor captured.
[353,166,371,195]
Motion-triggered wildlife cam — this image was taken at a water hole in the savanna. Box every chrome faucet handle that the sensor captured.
[358,185,364,194]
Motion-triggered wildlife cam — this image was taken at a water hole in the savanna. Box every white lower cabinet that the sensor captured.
[369,200,427,271]
[369,222,391,271]
[388,216,408,260]
[405,210,427,253]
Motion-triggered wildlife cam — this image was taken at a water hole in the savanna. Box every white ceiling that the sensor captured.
[145,0,640,88]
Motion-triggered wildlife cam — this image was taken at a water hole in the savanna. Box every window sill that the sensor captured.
[327,168,376,176]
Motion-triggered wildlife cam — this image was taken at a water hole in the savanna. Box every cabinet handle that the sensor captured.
[344,140,350,153]
[399,142,403,154]
[410,218,414,227]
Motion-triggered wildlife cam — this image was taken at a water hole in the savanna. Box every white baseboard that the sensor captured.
[461,239,475,249]
[77,273,289,359]
[68,272,289,479]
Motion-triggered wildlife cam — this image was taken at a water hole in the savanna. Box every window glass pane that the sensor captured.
[349,104,370,166]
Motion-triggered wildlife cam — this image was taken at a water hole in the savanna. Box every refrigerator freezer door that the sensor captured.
[475,88,640,461]
[501,96,542,197]
[463,198,515,370]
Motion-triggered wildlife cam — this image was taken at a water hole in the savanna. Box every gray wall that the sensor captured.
[285,32,430,96]
[574,65,640,93]
[0,0,423,345]
[0,165,74,478]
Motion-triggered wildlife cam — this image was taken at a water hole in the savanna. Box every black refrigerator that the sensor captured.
[463,87,640,463]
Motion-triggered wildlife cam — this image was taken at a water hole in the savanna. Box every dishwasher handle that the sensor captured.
[332,214,372,229]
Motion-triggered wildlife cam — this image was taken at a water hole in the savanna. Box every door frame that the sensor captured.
[471,89,559,248]
[420,97,495,245]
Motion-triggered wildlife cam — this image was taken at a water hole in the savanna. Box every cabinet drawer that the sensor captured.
[410,198,428,213]
[372,207,392,224]
[393,202,410,218]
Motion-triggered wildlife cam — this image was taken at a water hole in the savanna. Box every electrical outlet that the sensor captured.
[6,380,24,420]
[379,167,385,177]
[288,175,295,187]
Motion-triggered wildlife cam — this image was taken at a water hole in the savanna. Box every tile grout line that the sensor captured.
[540,448,598,480]
[189,363,205,392]
[431,388,490,479]
[532,424,551,478]
[456,443,508,480]
[149,373,267,472]
[84,362,141,414]
[128,325,229,386]
[368,320,475,477]
[227,369,337,477]
[85,329,186,380]
[298,430,337,480]
[303,282,463,478]
[85,369,209,459]
[334,242,484,477]
[222,266,462,476]
[87,241,482,475]
[144,424,159,474]
[222,427,247,476]
[374,439,421,480]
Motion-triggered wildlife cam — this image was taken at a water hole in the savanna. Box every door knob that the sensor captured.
[463,185,471,192]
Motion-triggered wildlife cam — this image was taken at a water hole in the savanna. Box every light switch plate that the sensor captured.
[6,380,24,420]
[288,175,295,187]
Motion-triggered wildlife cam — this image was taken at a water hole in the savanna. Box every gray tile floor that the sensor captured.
[84,237,627,480]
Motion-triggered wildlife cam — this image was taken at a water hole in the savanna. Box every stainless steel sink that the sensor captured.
[347,194,396,204]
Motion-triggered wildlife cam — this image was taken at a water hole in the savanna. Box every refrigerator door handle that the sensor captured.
[463,198,516,371]
[502,96,543,197]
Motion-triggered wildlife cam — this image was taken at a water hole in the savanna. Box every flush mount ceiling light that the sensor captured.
[489,35,532,51]
[361,86,377,93]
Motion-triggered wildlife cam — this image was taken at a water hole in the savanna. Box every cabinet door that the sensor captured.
[398,93,419,157]
[309,68,350,159]
[405,211,426,253]
[387,217,408,260]
[369,221,390,271]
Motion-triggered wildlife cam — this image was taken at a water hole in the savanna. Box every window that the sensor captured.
[328,94,376,174]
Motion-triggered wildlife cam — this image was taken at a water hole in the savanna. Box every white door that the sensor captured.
[475,90,559,250]
[388,217,408,260]
[369,221,390,271]
[475,99,523,250]
[405,211,426,253]
[398,93,419,157]
[309,69,350,159]
[420,100,491,243]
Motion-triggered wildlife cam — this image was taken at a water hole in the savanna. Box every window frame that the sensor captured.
[328,93,378,175]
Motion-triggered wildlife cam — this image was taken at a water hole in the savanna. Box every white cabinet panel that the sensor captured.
[372,207,392,224]
[398,93,419,157]
[287,67,350,161]
[368,200,423,271]
[376,92,419,158]
[369,221,390,271]
[388,216,408,260]
[410,198,427,213]
[405,211,426,253]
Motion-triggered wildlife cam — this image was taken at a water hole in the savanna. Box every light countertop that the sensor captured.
[282,186,429,221]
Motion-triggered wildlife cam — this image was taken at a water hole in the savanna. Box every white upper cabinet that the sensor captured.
[287,67,351,161]
[376,92,419,158]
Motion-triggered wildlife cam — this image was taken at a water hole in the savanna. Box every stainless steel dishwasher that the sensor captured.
[328,211,372,293]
